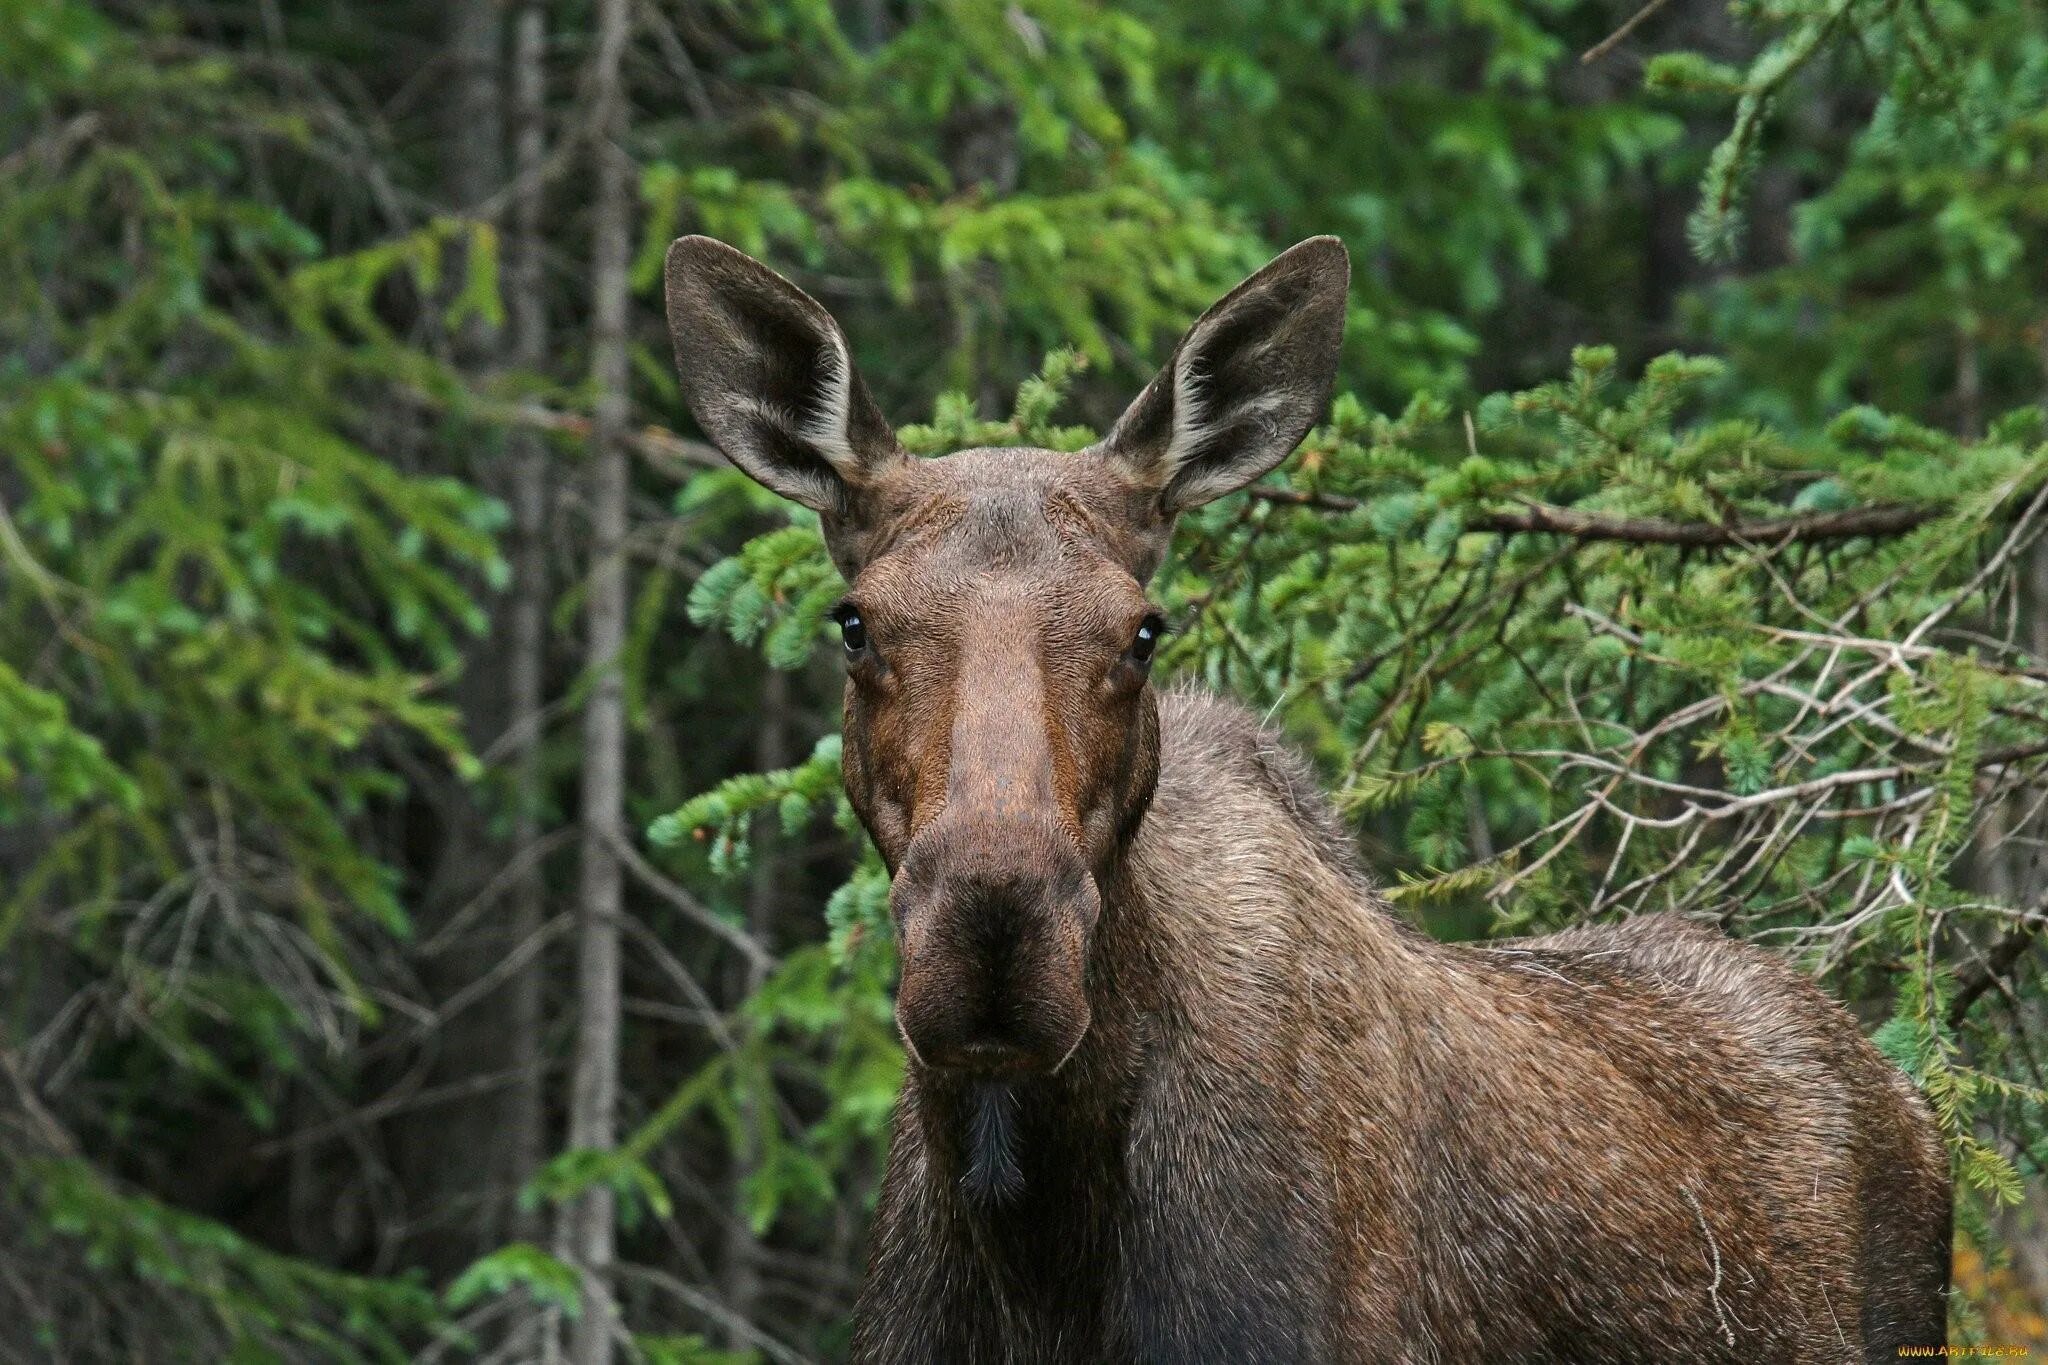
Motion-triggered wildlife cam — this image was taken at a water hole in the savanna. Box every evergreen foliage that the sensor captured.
[5,0,2048,1356]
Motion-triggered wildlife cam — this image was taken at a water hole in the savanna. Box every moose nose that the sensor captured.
[890,820,1097,1075]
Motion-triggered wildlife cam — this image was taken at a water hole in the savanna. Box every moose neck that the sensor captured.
[1098,688,1430,1054]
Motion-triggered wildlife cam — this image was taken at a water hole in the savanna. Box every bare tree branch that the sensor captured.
[1250,487,1944,546]
[1950,905,2048,1029]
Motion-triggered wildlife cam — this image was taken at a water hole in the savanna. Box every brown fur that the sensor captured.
[849,695,1950,1363]
[661,235,1954,1363]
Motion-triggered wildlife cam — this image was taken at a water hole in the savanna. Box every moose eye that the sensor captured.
[1130,614,1165,666]
[835,605,869,656]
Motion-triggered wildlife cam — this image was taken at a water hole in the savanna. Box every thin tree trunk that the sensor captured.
[505,1,553,1356]
[723,667,789,1345]
[1957,318,1983,439]
[446,0,503,214]
[569,0,633,1356]
[398,0,517,1283]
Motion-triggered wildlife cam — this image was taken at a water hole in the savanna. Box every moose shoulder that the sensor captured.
[662,234,1953,1363]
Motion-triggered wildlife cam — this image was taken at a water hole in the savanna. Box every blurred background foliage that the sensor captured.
[4,0,2048,1359]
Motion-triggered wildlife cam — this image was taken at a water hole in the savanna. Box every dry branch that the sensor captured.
[507,404,725,472]
[1249,487,1942,546]
[1950,910,2048,1028]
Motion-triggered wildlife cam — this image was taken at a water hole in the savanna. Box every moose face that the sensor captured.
[664,235,1348,1076]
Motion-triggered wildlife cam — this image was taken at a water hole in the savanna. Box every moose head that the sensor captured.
[664,236,1348,1078]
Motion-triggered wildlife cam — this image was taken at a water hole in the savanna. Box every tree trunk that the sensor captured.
[394,0,521,1284]
[505,0,554,1355]
[723,666,789,1345]
[1957,319,1984,439]
[568,0,633,1356]
[446,0,503,214]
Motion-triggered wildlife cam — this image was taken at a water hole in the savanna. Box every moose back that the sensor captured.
[662,233,1952,1363]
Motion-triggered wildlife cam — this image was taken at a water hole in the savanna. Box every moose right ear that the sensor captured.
[1092,237,1348,516]
[663,236,905,513]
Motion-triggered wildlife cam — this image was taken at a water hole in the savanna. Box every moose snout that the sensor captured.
[891,818,1098,1076]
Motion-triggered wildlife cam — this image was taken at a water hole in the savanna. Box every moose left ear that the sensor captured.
[1093,237,1349,514]
[662,235,904,516]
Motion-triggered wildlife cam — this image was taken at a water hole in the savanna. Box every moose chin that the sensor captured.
[663,232,1953,1364]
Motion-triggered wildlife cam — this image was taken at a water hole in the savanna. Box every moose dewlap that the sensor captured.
[663,234,1953,1363]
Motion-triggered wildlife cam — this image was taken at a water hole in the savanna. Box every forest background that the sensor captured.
[6,0,2048,1359]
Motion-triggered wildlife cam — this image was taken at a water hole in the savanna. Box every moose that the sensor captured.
[663,234,1952,1363]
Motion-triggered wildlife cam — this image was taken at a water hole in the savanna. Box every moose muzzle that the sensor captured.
[890,813,1098,1075]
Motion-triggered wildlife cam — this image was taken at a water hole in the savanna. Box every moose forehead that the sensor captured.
[847,446,1167,612]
